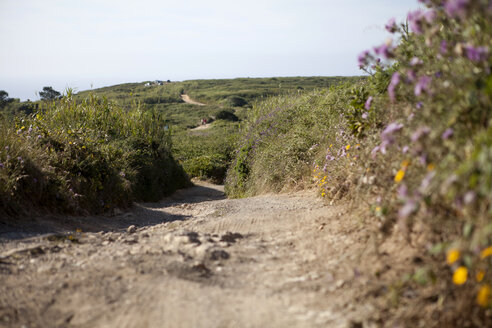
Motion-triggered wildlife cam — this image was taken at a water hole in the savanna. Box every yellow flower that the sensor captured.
[453,266,468,285]
[321,193,326,197]
[427,163,435,171]
[346,145,351,150]
[446,249,460,265]
[394,169,405,183]
[375,206,382,213]
[329,144,333,148]
[477,284,491,308]
[401,159,411,168]
[477,270,485,282]
[481,246,492,259]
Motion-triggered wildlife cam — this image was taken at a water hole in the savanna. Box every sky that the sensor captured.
[0,0,421,101]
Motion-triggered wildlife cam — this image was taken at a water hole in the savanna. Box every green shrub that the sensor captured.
[224,96,248,107]
[225,85,356,197]
[0,91,188,217]
[215,110,239,122]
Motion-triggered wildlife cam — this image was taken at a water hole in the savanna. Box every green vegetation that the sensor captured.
[72,76,360,182]
[225,1,492,324]
[1,76,358,215]
[0,91,188,217]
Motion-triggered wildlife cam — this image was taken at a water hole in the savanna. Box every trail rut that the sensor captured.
[0,182,410,328]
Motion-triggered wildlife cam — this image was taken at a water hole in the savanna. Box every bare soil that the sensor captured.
[0,182,430,328]
[181,94,206,106]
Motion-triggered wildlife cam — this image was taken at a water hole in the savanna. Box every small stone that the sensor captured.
[127,225,137,234]
[210,249,230,261]
[102,241,110,246]
[336,279,345,288]
[220,232,243,243]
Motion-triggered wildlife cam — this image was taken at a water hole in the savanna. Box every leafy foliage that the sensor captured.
[38,86,61,101]
[0,91,188,217]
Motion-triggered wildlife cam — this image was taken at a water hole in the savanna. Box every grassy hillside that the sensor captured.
[0,76,360,215]
[73,76,361,183]
[226,1,492,325]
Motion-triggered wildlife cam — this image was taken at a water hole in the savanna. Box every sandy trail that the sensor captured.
[0,182,406,328]
[181,94,206,106]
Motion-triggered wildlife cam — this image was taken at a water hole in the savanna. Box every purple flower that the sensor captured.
[416,102,423,109]
[325,154,335,161]
[407,10,424,34]
[375,122,404,155]
[419,154,427,165]
[399,199,418,219]
[464,45,489,62]
[441,128,454,140]
[0,163,4,169]
[385,18,397,33]
[406,69,417,82]
[371,145,381,158]
[410,57,423,66]
[398,184,408,199]
[414,76,432,96]
[419,172,435,191]
[358,50,370,68]
[374,42,394,59]
[388,72,401,102]
[411,126,431,142]
[423,9,437,23]
[402,145,410,154]
[365,96,373,110]
[440,41,448,55]
[382,122,404,137]
[362,112,369,119]
[444,0,469,18]
[5,146,9,151]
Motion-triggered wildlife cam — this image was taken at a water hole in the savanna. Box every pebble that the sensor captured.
[127,225,137,234]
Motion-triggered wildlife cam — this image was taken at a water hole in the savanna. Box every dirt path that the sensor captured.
[181,94,206,106]
[190,123,212,132]
[0,182,415,328]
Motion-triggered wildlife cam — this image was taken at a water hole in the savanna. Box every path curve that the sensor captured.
[0,182,412,327]
[181,94,206,106]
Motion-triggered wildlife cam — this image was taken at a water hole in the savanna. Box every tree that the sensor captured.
[39,86,61,101]
[0,90,13,109]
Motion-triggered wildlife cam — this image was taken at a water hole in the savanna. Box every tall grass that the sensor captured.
[0,91,188,217]
[225,84,358,197]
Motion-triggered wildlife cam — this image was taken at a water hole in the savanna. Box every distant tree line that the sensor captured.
[0,86,61,116]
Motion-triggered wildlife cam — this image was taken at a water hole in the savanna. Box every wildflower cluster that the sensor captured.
[446,246,492,307]
[356,0,492,316]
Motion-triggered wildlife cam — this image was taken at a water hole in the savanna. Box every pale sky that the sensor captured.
[0,0,420,100]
